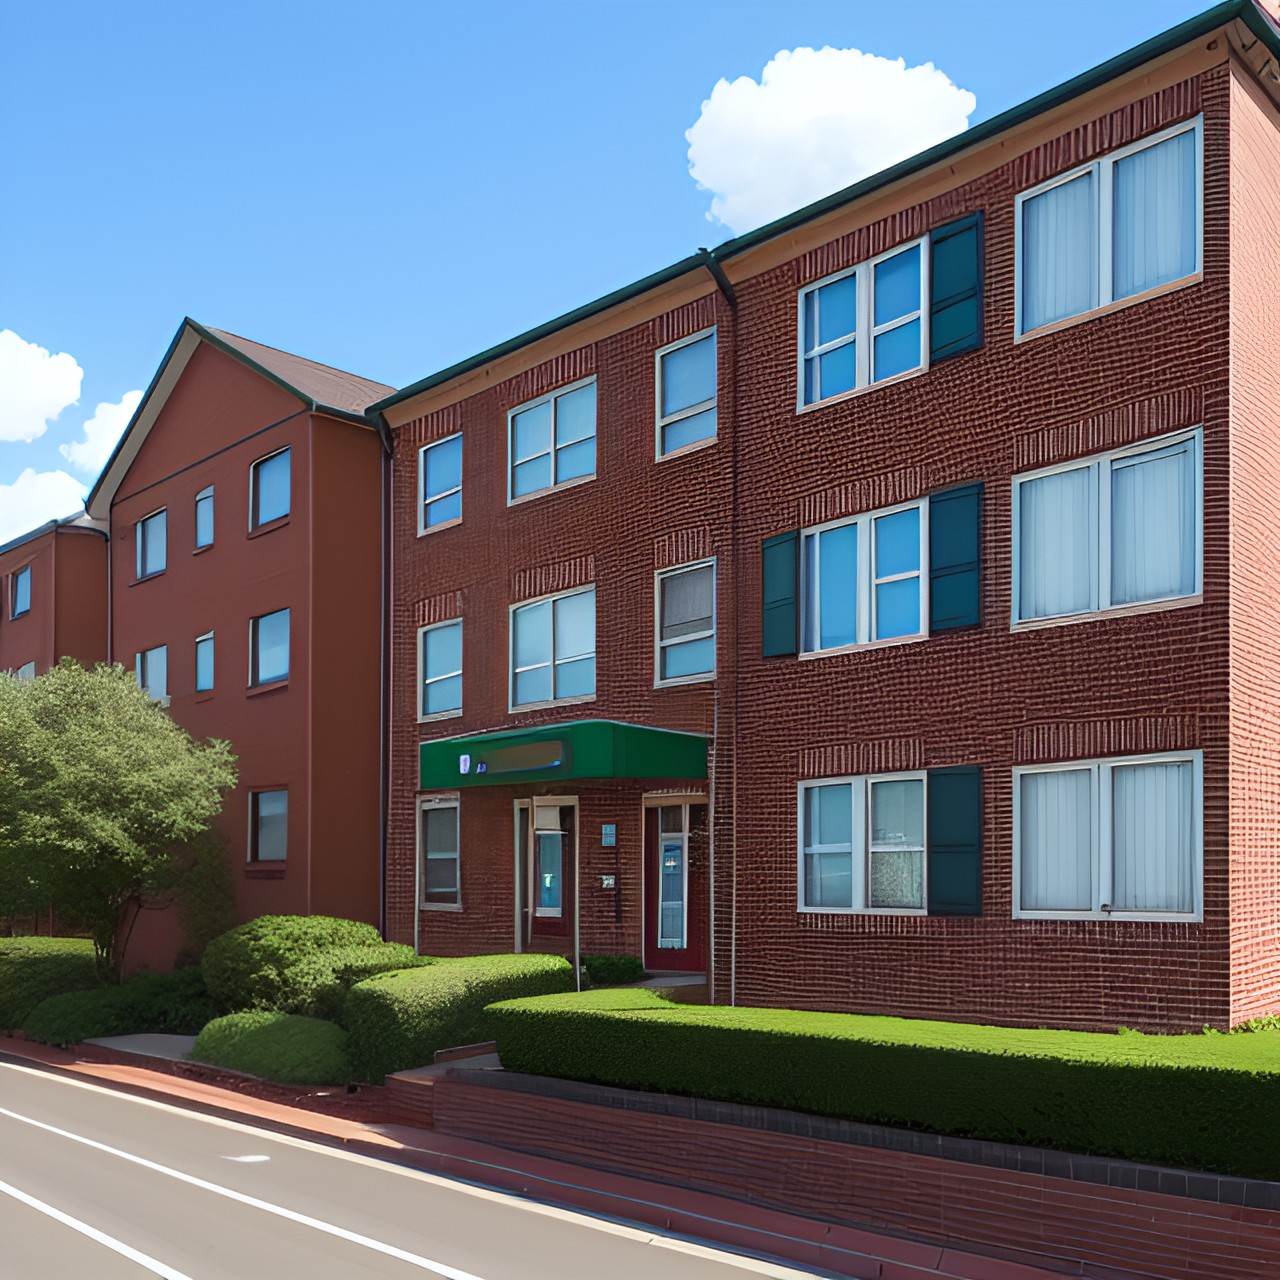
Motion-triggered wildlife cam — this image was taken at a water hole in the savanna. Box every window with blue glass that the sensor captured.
[419,434,462,532]
[801,501,926,652]
[656,330,716,457]
[656,560,715,684]
[136,509,167,579]
[11,566,31,618]
[250,448,290,529]
[799,239,926,406]
[195,487,214,548]
[419,619,462,718]
[195,632,214,692]
[510,586,595,708]
[508,379,596,501]
[250,607,289,685]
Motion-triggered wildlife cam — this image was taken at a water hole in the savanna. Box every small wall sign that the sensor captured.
[601,823,617,847]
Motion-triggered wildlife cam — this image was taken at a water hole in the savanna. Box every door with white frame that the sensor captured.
[643,801,707,971]
[514,798,576,950]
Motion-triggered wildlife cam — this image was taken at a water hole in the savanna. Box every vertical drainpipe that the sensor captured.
[372,410,394,947]
[700,248,737,1006]
[105,498,115,665]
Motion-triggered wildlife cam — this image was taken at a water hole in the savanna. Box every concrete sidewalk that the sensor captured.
[0,1034,1060,1280]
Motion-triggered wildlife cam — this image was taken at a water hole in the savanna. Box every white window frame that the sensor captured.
[1011,426,1202,628]
[1014,116,1203,338]
[800,499,929,655]
[655,328,717,460]
[10,565,31,619]
[135,644,168,704]
[506,376,597,505]
[419,795,461,911]
[796,770,928,915]
[654,558,716,687]
[249,607,290,687]
[418,433,462,536]
[418,618,463,722]
[796,236,930,411]
[195,631,214,693]
[194,486,214,549]
[508,584,596,712]
[249,447,291,530]
[1012,750,1203,922]
[248,788,288,863]
[135,508,167,580]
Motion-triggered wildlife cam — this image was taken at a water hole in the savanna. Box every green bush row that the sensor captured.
[488,989,1280,1181]
[23,969,219,1047]
[0,937,97,1031]
[193,1011,350,1086]
[581,953,644,986]
[345,953,574,1082]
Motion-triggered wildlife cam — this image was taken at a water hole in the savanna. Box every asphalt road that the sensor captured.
[0,1059,826,1279]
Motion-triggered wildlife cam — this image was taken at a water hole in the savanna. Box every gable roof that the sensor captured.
[370,0,1280,419]
[86,318,393,520]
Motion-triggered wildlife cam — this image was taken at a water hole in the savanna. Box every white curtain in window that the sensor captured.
[1020,769,1092,911]
[1111,762,1193,913]
[662,566,713,639]
[1019,466,1093,618]
[1111,442,1195,605]
[1022,171,1097,331]
[1113,131,1196,301]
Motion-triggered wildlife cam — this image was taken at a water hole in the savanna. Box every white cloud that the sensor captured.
[0,329,84,444]
[686,47,976,235]
[0,468,87,544]
[60,389,143,476]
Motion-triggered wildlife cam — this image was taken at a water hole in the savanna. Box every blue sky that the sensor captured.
[1,0,1206,540]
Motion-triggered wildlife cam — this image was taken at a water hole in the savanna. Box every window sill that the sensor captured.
[194,690,214,703]
[797,906,928,917]
[192,544,214,556]
[247,516,290,540]
[795,362,928,417]
[507,473,596,508]
[421,902,463,912]
[798,631,928,661]
[656,434,717,465]
[245,864,287,879]
[419,708,464,724]
[655,672,715,689]
[1014,910,1202,924]
[10,609,29,621]
[417,516,462,538]
[1011,593,1201,633]
[1014,272,1202,344]
[246,678,289,697]
[508,693,596,715]
[130,572,166,586]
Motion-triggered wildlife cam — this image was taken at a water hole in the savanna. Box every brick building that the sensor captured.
[86,319,391,970]
[0,513,107,680]
[375,0,1280,1030]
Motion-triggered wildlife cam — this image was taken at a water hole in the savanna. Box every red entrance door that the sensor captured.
[643,803,707,971]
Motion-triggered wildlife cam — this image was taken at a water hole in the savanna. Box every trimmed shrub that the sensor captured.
[488,989,1280,1181]
[582,954,644,986]
[0,937,97,1031]
[23,969,219,1047]
[345,953,574,1082]
[193,1011,350,1085]
[201,915,419,1017]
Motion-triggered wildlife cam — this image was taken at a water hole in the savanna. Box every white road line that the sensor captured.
[0,1176,193,1279]
[0,1106,488,1280]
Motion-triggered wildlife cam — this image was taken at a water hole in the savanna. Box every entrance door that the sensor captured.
[644,803,707,971]
[517,799,575,950]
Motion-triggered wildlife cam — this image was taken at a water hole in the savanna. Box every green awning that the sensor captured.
[420,719,708,790]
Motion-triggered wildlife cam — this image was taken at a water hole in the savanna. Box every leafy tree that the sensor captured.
[0,661,237,980]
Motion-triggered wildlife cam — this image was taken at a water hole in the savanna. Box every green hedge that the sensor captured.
[345,954,574,1083]
[23,969,219,1047]
[488,989,1280,1181]
[193,1011,350,1085]
[0,937,98,1031]
[201,916,420,1018]
[582,954,644,986]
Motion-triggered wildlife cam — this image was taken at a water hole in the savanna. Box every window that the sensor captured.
[195,632,214,692]
[250,790,288,862]
[799,772,927,913]
[508,379,596,501]
[419,619,462,718]
[656,330,716,456]
[799,239,927,406]
[11,566,30,619]
[195,487,214,548]
[420,798,460,908]
[1016,118,1201,335]
[136,510,167,579]
[250,608,289,685]
[656,561,715,683]
[1014,751,1202,920]
[250,448,290,528]
[1013,428,1200,625]
[801,501,927,652]
[419,434,462,533]
[135,645,168,701]
[510,586,595,708]
[15,662,35,681]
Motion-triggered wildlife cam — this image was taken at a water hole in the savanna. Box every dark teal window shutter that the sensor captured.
[927,766,982,916]
[762,530,799,657]
[929,483,982,632]
[930,212,983,362]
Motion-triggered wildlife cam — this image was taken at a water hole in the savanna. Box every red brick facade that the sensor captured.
[384,30,1280,1031]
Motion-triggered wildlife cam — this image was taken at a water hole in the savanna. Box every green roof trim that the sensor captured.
[420,719,708,789]
[373,1,1278,419]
